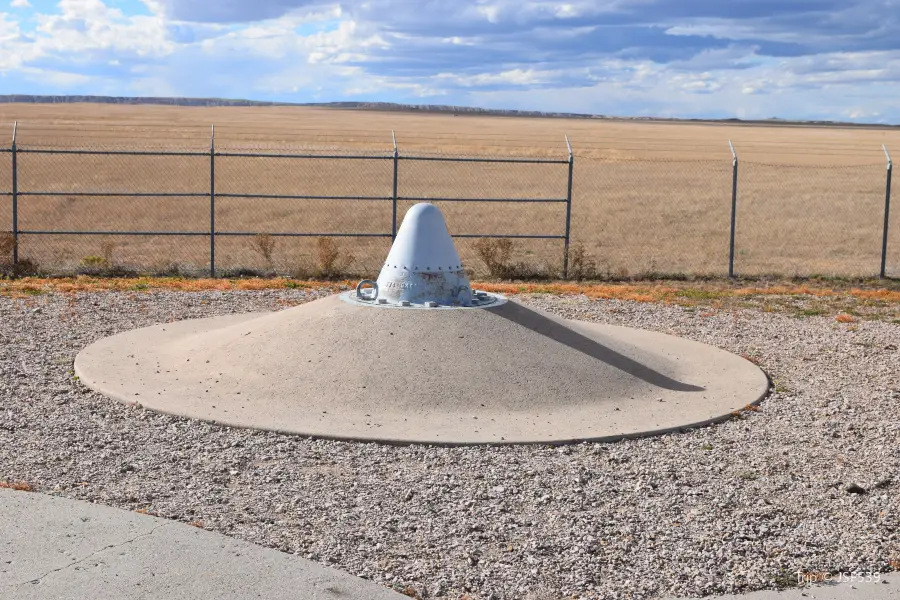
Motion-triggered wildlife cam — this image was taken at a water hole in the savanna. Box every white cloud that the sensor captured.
[475,4,501,23]
[199,16,387,65]
[140,0,165,16]
[554,4,579,18]
[846,108,881,119]
[32,1,174,58]
[18,65,94,86]
[0,0,898,123]
[741,84,764,95]
[10,0,30,8]
[0,13,42,71]
[434,68,556,87]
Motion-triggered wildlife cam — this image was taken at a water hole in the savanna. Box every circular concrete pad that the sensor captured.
[74,294,770,445]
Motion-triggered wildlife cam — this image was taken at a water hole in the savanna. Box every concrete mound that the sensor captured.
[74,293,770,445]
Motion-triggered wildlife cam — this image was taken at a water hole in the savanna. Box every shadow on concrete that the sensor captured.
[487,302,706,392]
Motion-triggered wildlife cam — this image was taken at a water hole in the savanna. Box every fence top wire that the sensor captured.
[389,146,570,161]
[1,140,569,162]
[740,159,887,169]
[0,120,892,166]
[400,154,568,164]
[17,147,211,157]
[575,154,731,165]
[15,139,211,153]
[215,140,393,156]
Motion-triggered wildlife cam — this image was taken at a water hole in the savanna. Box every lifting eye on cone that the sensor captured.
[356,280,379,302]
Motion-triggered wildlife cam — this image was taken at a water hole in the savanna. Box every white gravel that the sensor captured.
[1,288,898,600]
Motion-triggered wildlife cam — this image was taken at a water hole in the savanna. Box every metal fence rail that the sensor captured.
[0,122,895,280]
[882,145,893,278]
[1,124,575,278]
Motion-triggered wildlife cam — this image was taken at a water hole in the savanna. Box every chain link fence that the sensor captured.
[735,162,888,277]
[571,157,733,278]
[0,133,895,280]
[13,147,211,274]
[888,162,899,278]
[214,150,396,276]
[0,148,11,237]
[397,153,570,278]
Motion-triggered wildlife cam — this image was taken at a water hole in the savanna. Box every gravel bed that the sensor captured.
[1,289,898,600]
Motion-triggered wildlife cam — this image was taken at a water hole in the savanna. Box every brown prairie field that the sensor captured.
[0,103,898,279]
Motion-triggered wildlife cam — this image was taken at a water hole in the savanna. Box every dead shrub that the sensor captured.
[288,260,314,280]
[473,238,550,280]
[251,233,277,272]
[474,238,515,278]
[100,240,116,265]
[0,232,15,261]
[0,233,40,278]
[75,240,136,277]
[567,241,597,280]
[314,237,355,278]
[1,259,40,278]
[613,266,630,280]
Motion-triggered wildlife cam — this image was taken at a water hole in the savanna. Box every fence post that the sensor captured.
[391,130,399,240]
[563,135,574,279]
[11,121,17,265]
[210,124,216,278]
[728,140,738,278]
[882,144,892,278]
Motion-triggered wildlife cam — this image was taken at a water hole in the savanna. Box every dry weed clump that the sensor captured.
[313,237,355,278]
[77,240,134,276]
[0,232,15,260]
[0,480,34,492]
[473,238,553,280]
[398,585,424,599]
[851,289,900,302]
[251,233,277,272]
[475,238,515,278]
[101,240,116,264]
[0,233,41,277]
[567,241,598,281]
[741,353,763,366]
[835,313,857,323]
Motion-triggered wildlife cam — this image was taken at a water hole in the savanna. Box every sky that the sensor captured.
[1,0,899,123]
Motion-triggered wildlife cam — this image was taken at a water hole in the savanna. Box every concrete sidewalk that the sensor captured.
[0,488,406,600]
[4,488,897,600]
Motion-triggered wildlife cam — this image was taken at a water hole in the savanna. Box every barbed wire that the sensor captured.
[0,121,895,167]
[4,120,897,147]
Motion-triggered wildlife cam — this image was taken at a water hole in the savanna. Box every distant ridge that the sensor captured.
[0,95,598,119]
[1,95,897,129]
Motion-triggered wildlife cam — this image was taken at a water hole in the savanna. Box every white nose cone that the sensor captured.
[376,203,473,306]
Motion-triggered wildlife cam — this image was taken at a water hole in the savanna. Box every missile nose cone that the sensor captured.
[375,203,473,306]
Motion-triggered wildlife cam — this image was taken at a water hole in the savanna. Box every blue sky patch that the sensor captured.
[0,0,898,123]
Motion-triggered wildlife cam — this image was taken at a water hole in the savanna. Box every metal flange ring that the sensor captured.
[355,280,379,302]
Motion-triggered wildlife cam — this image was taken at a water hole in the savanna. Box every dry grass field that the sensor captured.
[0,103,898,279]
